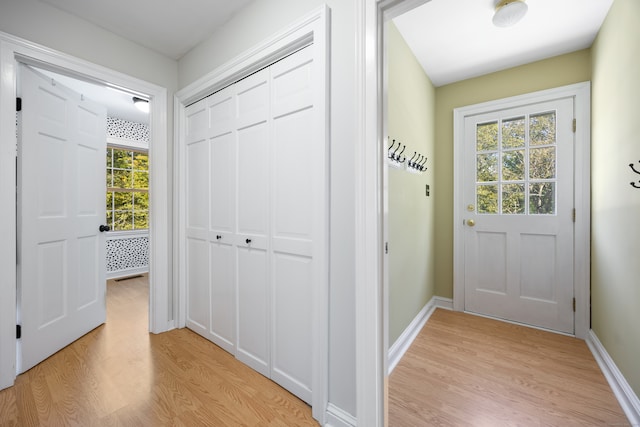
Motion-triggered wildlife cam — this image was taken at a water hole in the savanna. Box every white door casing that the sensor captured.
[17,65,107,373]
[453,83,592,340]
[462,98,575,334]
[184,45,320,405]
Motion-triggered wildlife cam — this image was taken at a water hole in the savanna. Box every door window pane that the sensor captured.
[477,121,498,151]
[502,116,525,149]
[529,183,555,214]
[477,185,498,214]
[477,153,498,182]
[530,147,556,180]
[502,184,525,214]
[502,150,525,181]
[530,112,556,146]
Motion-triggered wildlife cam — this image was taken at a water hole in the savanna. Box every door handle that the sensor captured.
[99,224,111,232]
[246,238,252,244]
[216,235,222,240]
[466,219,475,227]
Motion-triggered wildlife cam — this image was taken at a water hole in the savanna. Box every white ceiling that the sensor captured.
[36,0,614,112]
[393,0,614,87]
[39,0,254,60]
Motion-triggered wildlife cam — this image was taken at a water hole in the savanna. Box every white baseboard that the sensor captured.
[586,330,640,426]
[325,403,356,427]
[106,267,149,280]
[388,296,453,374]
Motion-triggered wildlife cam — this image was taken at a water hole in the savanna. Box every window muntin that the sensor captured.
[106,147,149,230]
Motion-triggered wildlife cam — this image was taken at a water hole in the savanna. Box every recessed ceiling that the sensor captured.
[393,0,614,87]
[39,0,254,59]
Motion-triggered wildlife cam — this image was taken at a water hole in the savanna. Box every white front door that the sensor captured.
[17,65,107,373]
[462,97,575,334]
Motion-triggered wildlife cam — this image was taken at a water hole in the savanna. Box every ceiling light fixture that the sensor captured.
[132,96,150,113]
[492,0,528,28]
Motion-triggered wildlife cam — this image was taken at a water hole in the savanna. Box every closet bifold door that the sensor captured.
[269,46,316,404]
[185,85,237,355]
[235,68,271,377]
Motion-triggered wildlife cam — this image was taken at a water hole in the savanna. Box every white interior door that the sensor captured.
[462,97,575,334]
[17,65,107,373]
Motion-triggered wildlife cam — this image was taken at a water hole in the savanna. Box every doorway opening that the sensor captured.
[16,63,152,374]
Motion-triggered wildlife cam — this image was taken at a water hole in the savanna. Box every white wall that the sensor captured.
[179,0,358,418]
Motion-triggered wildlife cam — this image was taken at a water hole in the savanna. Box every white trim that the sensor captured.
[325,403,357,427]
[0,30,170,391]
[358,1,434,425]
[174,6,329,424]
[107,136,149,151]
[387,296,452,374]
[452,82,591,339]
[107,267,149,281]
[586,330,640,426]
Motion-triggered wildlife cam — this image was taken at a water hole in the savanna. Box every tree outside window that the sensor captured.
[106,147,149,230]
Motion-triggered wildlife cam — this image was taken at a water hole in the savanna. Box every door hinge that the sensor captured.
[572,118,576,133]
[385,242,388,254]
[16,97,22,112]
[572,298,576,312]
[16,324,21,339]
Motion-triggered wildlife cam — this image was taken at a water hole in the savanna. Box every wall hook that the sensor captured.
[630,161,640,189]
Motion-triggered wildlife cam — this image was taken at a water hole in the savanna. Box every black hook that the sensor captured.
[419,156,428,171]
[408,152,417,167]
[396,145,406,163]
[630,162,640,175]
[631,182,640,189]
[388,139,397,159]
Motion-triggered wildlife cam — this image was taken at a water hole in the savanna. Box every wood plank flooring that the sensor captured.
[389,308,630,426]
[0,275,317,426]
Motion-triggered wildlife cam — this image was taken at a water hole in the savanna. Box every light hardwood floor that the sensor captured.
[0,275,317,426]
[389,308,630,426]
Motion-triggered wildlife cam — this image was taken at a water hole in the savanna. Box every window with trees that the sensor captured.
[106,147,149,230]
[476,111,557,215]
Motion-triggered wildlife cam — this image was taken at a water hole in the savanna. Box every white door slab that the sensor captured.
[462,97,575,334]
[18,65,107,373]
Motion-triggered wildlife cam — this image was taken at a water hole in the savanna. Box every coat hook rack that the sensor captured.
[387,138,406,169]
[388,137,427,174]
[630,161,640,188]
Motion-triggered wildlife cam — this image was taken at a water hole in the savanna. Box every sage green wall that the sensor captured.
[433,50,592,298]
[591,0,640,397]
[386,23,436,346]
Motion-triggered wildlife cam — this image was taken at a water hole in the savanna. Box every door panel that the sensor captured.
[236,247,269,376]
[463,98,574,334]
[18,65,107,373]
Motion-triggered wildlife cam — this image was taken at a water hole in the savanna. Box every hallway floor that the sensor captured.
[0,275,317,426]
[389,308,630,426]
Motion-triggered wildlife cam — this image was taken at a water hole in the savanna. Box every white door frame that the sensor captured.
[173,6,329,423]
[452,83,591,339]
[0,31,171,391]
[356,1,432,426]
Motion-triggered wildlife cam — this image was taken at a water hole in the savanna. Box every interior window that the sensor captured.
[106,147,149,230]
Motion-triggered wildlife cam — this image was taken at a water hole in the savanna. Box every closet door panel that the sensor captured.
[186,139,209,235]
[209,86,235,138]
[269,46,316,402]
[272,108,314,242]
[236,69,269,130]
[209,132,235,236]
[186,237,210,334]
[236,123,269,247]
[236,247,269,376]
[271,252,313,404]
[210,241,235,353]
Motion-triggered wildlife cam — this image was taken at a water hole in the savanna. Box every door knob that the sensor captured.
[246,238,252,244]
[99,224,111,232]
[467,219,475,227]
[216,235,222,240]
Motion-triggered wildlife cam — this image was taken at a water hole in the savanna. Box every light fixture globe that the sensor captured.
[493,0,528,28]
